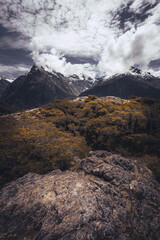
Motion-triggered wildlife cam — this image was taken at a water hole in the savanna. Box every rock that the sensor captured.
[0,151,159,240]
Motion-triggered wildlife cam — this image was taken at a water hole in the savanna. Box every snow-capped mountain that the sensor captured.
[1,65,159,109]
[1,65,100,109]
[80,67,160,99]
[67,74,101,95]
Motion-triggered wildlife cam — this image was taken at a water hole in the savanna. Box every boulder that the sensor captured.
[0,151,159,240]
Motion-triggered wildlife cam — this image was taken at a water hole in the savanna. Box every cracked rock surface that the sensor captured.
[0,151,160,240]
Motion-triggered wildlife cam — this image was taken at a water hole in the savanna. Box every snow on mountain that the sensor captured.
[102,67,160,90]
[80,66,160,99]
[0,76,14,83]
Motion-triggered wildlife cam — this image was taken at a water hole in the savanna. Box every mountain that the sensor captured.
[68,74,100,95]
[1,65,160,109]
[0,150,159,240]
[1,65,99,109]
[1,66,74,109]
[80,67,160,98]
[0,78,10,98]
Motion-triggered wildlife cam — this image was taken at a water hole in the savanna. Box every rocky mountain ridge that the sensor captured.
[103,67,160,89]
[1,65,100,109]
[1,65,160,110]
[0,150,159,240]
[81,67,160,98]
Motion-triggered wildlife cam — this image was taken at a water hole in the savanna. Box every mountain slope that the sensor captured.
[80,70,160,99]
[0,79,10,98]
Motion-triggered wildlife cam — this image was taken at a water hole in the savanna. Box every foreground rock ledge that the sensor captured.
[0,151,160,240]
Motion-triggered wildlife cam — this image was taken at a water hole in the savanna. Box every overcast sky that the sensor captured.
[0,0,160,79]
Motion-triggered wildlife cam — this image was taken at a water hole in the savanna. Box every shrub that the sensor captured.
[0,96,159,187]
[85,95,97,102]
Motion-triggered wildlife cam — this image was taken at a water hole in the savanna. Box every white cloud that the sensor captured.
[130,0,157,12]
[149,69,160,77]
[0,64,30,79]
[98,21,160,76]
[0,0,160,77]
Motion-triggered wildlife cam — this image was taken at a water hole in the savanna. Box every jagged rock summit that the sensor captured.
[81,67,160,99]
[0,151,159,240]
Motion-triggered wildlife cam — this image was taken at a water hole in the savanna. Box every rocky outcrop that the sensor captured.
[0,151,159,240]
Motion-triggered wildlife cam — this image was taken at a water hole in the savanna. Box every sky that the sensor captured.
[0,0,160,79]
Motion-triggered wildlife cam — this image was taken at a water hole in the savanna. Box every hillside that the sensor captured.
[0,95,159,188]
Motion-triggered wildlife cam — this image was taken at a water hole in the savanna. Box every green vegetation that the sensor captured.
[0,96,160,187]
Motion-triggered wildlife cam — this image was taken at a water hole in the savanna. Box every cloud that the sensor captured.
[129,0,157,12]
[37,52,98,78]
[149,69,160,77]
[0,0,160,77]
[0,64,30,79]
[0,35,29,50]
[98,20,160,75]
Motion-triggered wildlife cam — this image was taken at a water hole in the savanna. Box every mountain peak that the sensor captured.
[1,64,101,109]
[129,66,142,74]
[80,68,160,98]
[29,65,44,74]
[128,66,155,79]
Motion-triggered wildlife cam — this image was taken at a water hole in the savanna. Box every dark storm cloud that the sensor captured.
[65,56,99,65]
[0,24,32,77]
[0,24,30,50]
[149,59,160,70]
[0,49,33,66]
[112,0,160,31]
